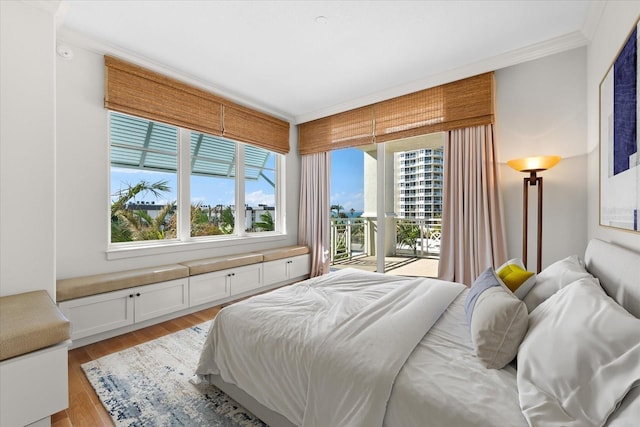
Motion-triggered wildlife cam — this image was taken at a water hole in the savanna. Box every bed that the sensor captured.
[194,239,640,427]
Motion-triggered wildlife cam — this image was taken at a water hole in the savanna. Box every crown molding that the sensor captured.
[294,30,589,124]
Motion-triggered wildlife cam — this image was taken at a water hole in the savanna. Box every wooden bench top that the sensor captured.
[57,264,189,302]
[0,290,70,361]
[261,245,310,261]
[181,253,264,276]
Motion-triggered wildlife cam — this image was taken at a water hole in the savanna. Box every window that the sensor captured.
[110,113,178,242]
[245,145,277,233]
[109,111,283,246]
[190,132,236,237]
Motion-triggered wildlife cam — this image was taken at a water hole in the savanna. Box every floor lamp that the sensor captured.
[507,156,561,273]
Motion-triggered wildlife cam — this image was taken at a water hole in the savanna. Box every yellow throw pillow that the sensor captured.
[496,259,536,299]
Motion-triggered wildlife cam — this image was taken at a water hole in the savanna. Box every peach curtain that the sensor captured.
[438,125,508,285]
[298,152,331,277]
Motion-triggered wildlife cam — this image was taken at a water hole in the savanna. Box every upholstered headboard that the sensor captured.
[584,239,640,318]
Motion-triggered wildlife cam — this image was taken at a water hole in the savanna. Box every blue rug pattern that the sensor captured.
[82,321,267,427]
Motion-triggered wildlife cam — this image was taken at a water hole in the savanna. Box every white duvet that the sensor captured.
[195,268,529,427]
[302,273,464,427]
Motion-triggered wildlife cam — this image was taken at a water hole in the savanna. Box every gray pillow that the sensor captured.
[467,268,528,369]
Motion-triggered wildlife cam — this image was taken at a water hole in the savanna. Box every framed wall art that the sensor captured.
[600,17,640,233]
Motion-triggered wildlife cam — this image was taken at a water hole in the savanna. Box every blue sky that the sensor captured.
[331,148,364,212]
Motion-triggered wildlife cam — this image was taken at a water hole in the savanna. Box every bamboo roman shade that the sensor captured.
[223,104,289,150]
[298,72,494,154]
[104,56,290,154]
[298,106,375,155]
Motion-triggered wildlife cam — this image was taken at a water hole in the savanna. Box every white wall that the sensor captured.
[0,1,57,298]
[56,43,300,279]
[496,47,588,269]
[587,1,640,252]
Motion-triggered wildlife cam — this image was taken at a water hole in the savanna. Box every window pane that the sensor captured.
[245,145,277,233]
[110,112,177,243]
[190,133,236,236]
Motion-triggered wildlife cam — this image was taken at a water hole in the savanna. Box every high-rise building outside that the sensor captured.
[395,147,444,219]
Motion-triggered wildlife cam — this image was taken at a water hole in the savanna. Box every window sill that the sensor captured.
[106,233,288,260]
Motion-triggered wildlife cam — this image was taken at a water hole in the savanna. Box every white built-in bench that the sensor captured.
[0,290,71,427]
[57,246,310,348]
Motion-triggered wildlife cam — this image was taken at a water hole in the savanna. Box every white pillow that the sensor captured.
[522,255,594,313]
[466,268,528,369]
[517,277,640,426]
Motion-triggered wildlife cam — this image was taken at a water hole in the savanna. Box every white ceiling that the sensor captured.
[57,0,596,123]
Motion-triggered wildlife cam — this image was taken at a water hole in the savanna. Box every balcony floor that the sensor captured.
[331,256,439,278]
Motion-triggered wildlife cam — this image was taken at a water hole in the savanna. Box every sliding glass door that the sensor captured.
[330,133,444,276]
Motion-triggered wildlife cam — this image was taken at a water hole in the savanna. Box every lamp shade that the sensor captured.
[507,156,561,173]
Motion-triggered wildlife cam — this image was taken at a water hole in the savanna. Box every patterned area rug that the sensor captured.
[82,321,267,427]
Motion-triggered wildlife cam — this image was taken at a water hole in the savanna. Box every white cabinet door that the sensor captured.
[263,254,311,286]
[189,270,229,307]
[59,289,134,340]
[263,259,289,286]
[135,278,189,323]
[289,254,311,279]
[59,278,189,340]
[0,342,69,427]
[229,263,263,296]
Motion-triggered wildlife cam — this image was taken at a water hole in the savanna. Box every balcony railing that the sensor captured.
[330,217,370,263]
[330,217,441,264]
[395,217,441,258]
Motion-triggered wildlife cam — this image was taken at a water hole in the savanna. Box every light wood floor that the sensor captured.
[51,306,222,427]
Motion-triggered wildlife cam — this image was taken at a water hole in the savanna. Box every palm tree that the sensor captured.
[111,180,170,217]
[219,205,235,234]
[253,211,274,231]
[397,223,421,255]
[189,203,224,237]
[330,204,344,218]
[111,180,172,243]
[164,202,224,237]
[131,203,175,240]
